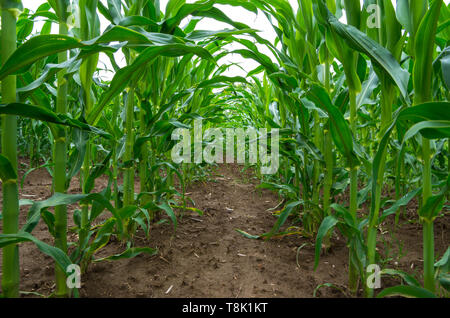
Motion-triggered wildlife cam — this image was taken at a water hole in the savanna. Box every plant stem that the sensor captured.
[348,88,359,293]
[123,87,135,207]
[366,84,394,297]
[110,96,120,208]
[422,138,435,293]
[323,129,333,215]
[53,22,69,297]
[323,54,333,217]
[79,55,98,246]
[312,111,321,223]
[1,6,20,298]
[80,140,91,239]
[349,89,358,222]
[139,100,150,206]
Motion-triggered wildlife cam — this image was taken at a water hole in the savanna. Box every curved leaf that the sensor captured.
[314,215,339,270]
[0,154,17,182]
[266,200,303,240]
[318,1,410,102]
[94,247,158,262]
[0,103,111,139]
[0,232,72,274]
[377,285,437,298]
[307,85,359,167]
[87,43,214,125]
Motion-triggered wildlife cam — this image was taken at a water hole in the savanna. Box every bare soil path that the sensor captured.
[0,162,448,298]
[81,164,349,298]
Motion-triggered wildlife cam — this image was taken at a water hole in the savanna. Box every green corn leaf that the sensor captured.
[313,283,348,298]
[380,187,422,222]
[159,201,177,231]
[87,44,214,125]
[413,0,443,104]
[84,151,113,193]
[47,0,70,21]
[440,52,450,89]
[142,201,178,231]
[82,219,116,261]
[318,1,410,103]
[402,120,450,141]
[117,16,158,28]
[266,201,303,240]
[235,229,260,240]
[0,232,72,274]
[380,269,421,287]
[396,0,428,42]
[17,56,82,93]
[257,182,298,196]
[163,0,217,33]
[0,35,82,80]
[0,154,17,182]
[197,76,248,89]
[438,273,450,291]
[94,247,158,262]
[0,26,189,81]
[41,210,56,237]
[417,175,449,222]
[377,285,437,298]
[231,49,279,75]
[89,177,113,223]
[105,0,123,24]
[307,85,359,167]
[314,215,339,270]
[330,203,358,231]
[398,102,450,139]
[133,215,149,237]
[118,206,139,220]
[435,247,450,268]
[79,0,100,41]
[0,103,111,139]
[165,0,188,19]
[356,71,379,109]
[22,192,121,235]
[171,206,203,216]
[185,28,257,41]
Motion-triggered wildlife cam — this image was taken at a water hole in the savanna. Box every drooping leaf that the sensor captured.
[307,85,359,167]
[266,201,303,240]
[314,215,339,270]
[0,154,17,182]
[0,103,111,139]
[94,247,158,262]
[318,1,410,102]
[0,232,72,274]
[377,285,437,298]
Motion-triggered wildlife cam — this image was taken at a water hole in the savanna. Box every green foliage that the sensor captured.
[1,0,449,299]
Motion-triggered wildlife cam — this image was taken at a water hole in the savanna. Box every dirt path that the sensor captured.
[81,164,348,298]
[0,162,448,298]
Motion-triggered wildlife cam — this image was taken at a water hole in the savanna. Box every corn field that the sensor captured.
[0,0,449,299]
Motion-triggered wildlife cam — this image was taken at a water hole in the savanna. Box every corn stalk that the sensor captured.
[1,0,21,298]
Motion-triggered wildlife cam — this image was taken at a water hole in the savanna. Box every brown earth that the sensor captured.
[0,159,448,298]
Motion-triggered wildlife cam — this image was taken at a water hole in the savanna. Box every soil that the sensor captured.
[0,159,448,298]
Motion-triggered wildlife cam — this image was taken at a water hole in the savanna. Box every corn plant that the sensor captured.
[1,0,21,298]
[1,0,449,299]
[0,0,259,297]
